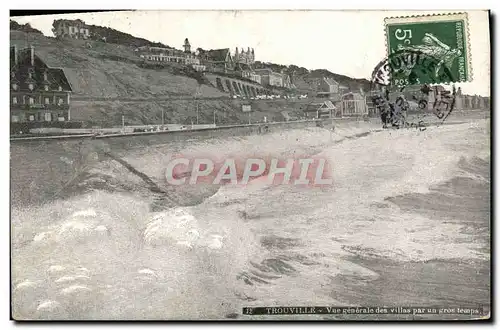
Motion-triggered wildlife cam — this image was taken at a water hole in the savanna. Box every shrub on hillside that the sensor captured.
[10,20,43,34]
[86,24,170,49]
[97,54,141,65]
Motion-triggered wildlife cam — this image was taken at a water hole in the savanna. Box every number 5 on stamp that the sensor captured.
[385,12,471,83]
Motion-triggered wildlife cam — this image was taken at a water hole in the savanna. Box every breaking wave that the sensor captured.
[11,119,490,319]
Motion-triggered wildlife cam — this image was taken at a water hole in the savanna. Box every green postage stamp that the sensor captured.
[385,12,471,84]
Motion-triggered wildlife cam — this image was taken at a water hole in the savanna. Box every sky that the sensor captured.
[11,10,491,96]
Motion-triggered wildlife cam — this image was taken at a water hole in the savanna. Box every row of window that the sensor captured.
[144,55,187,63]
[68,26,89,35]
[12,96,65,105]
[143,55,200,65]
[12,112,66,123]
[12,83,64,92]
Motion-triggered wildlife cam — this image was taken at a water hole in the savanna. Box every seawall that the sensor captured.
[11,119,339,206]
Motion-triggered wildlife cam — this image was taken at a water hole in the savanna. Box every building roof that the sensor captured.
[323,100,336,109]
[53,19,87,26]
[47,68,72,91]
[304,101,336,112]
[206,48,230,62]
[10,46,72,92]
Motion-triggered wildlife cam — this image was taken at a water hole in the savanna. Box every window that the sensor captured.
[44,112,52,122]
[44,85,49,91]
[12,83,17,90]
[45,98,50,105]
[12,97,17,104]
[29,115,35,121]
[44,72,48,81]
[11,116,19,123]
[29,97,34,105]
[58,86,63,91]
[28,83,34,91]
[58,98,64,105]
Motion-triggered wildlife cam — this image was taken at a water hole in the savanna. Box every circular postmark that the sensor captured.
[370,49,457,129]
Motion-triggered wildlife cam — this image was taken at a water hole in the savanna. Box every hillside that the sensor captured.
[52,19,172,49]
[11,31,237,126]
[254,61,371,93]
[305,69,371,92]
[10,31,220,98]
[11,29,370,127]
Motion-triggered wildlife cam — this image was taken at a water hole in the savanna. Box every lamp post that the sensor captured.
[196,101,199,125]
[195,85,201,126]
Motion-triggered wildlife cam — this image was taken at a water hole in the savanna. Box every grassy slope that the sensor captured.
[10,31,349,127]
[11,31,248,126]
[292,70,371,94]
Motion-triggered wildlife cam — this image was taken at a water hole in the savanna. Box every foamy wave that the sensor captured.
[60,284,92,295]
[32,208,111,246]
[14,279,40,291]
[54,275,91,284]
[143,208,200,248]
[71,209,98,218]
[143,208,228,251]
[11,119,489,319]
[36,300,62,312]
[135,268,161,282]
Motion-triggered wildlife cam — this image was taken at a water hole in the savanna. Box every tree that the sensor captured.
[10,20,43,34]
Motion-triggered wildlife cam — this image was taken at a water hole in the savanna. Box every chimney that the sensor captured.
[30,45,34,66]
[13,45,18,66]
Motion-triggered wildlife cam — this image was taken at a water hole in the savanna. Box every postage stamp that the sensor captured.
[384,12,471,84]
[370,49,457,129]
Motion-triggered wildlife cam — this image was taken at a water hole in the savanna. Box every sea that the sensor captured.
[11,116,490,320]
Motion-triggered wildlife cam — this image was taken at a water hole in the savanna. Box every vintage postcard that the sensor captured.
[10,10,491,321]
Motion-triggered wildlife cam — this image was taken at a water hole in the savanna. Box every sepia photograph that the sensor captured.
[9,9,491,321]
